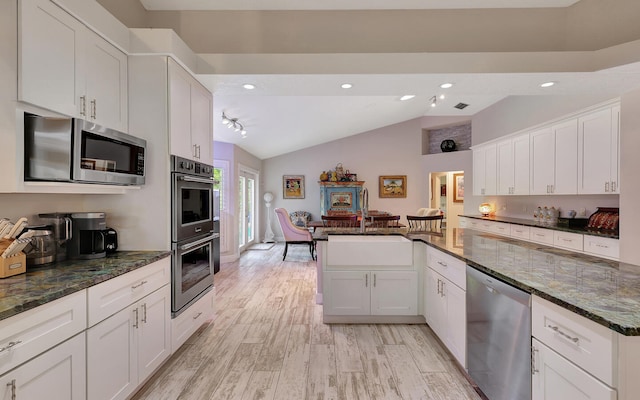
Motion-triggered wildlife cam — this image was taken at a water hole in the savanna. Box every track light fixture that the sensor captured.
[430,96,437,108]
[221,111,247,138]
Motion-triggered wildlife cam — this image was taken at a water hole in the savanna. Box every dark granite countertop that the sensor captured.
[461,214,619,239]
[314,227,640,335]
[0,251,170,321]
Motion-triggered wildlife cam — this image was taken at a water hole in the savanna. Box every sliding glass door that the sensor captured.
[238,168,257,252]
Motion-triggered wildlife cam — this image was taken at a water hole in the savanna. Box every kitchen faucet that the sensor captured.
[360,188,368,233]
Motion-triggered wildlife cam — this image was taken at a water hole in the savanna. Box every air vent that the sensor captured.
[454,102,469,110]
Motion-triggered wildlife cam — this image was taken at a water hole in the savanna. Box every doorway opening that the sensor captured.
[429,171,464,228]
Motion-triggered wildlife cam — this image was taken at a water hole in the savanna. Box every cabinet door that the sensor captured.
[553,119,578,194]
[85,31,128,132]
[443,280,466,368]
[530,127,555,195]
[168,58,194,160]
[0,333,86,400]
[87,305,137,400]
[371,271,417,316]
[19,0,85,117]
[324,271,370,315]
[484,145,497,195]
[513,134,530,195]
[532,339,616,400]
[497,139,514,195]
[578,109,614,194]
[473,147,486,196]
[138,286,171,381]
[610,105,620,193]
[424,268,445,337]
[191,82,213,164]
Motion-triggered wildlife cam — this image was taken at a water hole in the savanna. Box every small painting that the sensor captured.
[453,173,464,202]
[330,192,353,209]
[283,175,305,199]
[379,175,407,198]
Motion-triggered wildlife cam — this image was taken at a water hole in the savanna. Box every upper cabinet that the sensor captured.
[530,119,578,195]
[497,134,529,195]
[19,0,128,132]
[168,58,213,164]
[472,143,496,196]
[578,106,620,194]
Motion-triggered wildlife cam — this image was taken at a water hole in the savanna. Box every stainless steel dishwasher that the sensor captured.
[466,266,531,400]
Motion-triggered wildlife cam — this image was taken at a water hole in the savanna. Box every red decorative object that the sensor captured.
[587,207,619,231]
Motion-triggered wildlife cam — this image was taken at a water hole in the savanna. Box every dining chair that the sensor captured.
[368,214,401,228]
[321,214,359,228]
[406,214,444,231]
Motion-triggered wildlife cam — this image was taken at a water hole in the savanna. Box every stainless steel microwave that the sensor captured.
[24,113,146,186]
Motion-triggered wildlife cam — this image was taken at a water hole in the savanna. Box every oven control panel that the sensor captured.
[171,155,213,178]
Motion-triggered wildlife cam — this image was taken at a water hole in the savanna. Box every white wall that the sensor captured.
[619,88,640,265]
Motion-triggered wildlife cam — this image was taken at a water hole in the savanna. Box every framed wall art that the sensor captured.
[453,173,464,202]
[379,175,407,198]
[283,175,305,199]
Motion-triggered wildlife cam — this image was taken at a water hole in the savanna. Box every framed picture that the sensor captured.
[283,175,305,199]
[379,175,407,198]
[453,173,464,202]
[330,192,353,209]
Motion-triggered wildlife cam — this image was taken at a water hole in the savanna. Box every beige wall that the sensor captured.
[619,88,640,265]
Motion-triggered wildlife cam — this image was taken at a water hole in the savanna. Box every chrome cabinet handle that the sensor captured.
[531,346,539,375]
[80,95,86,116]
[548,324,579,343]
[7,379,15,400]
[605,182,609,192]
[131,280,148,289]
[193,311,203,320]
[373,274,376,288]
[611,181,617,192]
[90,99,97,119]
[141,303,147,323]
[365,274,368,287]
[0,340,22,353]
[437,261,447,267]
[133,308,139,329]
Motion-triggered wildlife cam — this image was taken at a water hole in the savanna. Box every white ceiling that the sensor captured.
[140,0,580,11]
[137,0,640,160]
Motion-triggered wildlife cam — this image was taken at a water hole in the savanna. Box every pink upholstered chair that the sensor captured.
[274,208,316,261]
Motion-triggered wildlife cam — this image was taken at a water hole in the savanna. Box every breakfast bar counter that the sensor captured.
[0,250,170,321]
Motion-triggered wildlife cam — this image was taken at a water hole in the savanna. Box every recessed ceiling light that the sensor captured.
[243,84,256,90]
[540,81,556,88]
[400,95,415,101]
[440,83,453,89]
[439,94,445,100]
[341,83,353,89]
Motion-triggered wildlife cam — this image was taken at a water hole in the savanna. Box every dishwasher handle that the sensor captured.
[466,265,531,307]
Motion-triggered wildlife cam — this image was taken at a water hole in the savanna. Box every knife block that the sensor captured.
[0,239,26,278]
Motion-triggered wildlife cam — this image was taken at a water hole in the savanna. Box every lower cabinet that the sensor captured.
[0,333,86,400]
[532,338,616,400]
[171,288,215,353]
[87,285,171,400]
[424,266,466,367]
[324,270,417,316]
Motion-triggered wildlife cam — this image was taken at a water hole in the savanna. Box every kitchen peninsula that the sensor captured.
[314,227,640,400]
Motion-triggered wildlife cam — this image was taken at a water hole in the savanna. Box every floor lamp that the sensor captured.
[263,192,275,243]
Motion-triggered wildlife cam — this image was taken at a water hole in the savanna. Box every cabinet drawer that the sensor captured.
[530,227,554,245]
[477,221,494,232]
[458,217,469,228]
[88,258,170,326]
[490,222,510,237]
[583,236,619,260]
[0,290,86,376]
[510,225,530,240]
[532,295,615,386]
[553,231,583,252]
[467,219,480,230]
[171,288,215,353]
[427,247,466,289]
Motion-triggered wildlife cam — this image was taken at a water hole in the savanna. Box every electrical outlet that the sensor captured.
[500,204,507,211]
[579,208,587,217]
[523,206,528,213]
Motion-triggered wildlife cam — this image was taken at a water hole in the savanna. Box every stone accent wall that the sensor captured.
[425,124,472,154]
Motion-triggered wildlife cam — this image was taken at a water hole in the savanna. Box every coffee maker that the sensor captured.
[38,212,72,262]
[68,212,107,259]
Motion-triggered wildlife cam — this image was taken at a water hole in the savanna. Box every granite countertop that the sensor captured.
[462,214,619,239]
[314,227,640,335]
[409,228,640,336]
[0,250,170,321]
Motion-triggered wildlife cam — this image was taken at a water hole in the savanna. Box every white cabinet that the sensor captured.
[553,231,583,252]
[87,285,171,400]
[530,227,555,246]
[497,134,530,195]
[0,333,86,400]
[171,288,215,353]
[19,0,127,132]
[168,58,213,163]
[530,119,578,195]
[473,144,497,196]
[424,247,466,367]
[578,106,620,194]
[583,236,619,260]
[532,338,616,400]
[324,270,417,316]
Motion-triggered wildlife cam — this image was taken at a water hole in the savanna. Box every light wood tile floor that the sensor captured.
[132,244,482,400]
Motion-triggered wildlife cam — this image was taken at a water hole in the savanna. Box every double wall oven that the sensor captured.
[171,155,218,317]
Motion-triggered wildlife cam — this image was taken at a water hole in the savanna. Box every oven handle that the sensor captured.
[179,233,219,251]
[179,175,215,185]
